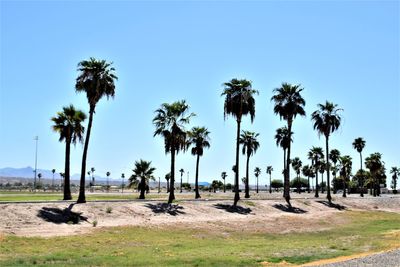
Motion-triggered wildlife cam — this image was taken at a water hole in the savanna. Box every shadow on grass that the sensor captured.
[213,204,252,215]
[144,203,185,216]
[272,204,307,214]
[37,204,88,224]
[317,201,347,210]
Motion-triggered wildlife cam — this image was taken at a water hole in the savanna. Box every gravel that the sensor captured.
[311,249,400,267]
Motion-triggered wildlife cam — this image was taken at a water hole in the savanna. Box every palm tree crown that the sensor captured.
[187,127,211,157]
[329,149,341,165]
[271,83,306,121]
[129,159,156,199]
[240,131,260,157]
[75,57,118,110]
[352,137,366,153]
[51,105,86,145]
[274,126,292,150]
[311,101,342,138]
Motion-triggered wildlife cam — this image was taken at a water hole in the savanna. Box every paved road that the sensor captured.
[309,249,400,267]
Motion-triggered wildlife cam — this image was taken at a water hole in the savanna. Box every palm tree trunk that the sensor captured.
[233,119,241,207]
[77,108,94,203]
[307,176,310,193]
[168,148,176,203]
[285,120,292,206]
[63,138,72,200]
[325,136,332,202]
[256,176,259,193]
[195,154,201,199]
[321,173,324,193]
[223,179,226,193]
[297,173,301,194]
[269,174,272,194]
[139,178,145,199]
[245,154,250,198]
[343,173,347,197]
[282,149,286,197]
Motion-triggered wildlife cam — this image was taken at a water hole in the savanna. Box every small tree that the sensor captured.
[129,160,156,199]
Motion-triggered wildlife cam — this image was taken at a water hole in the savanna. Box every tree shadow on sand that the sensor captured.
[317,201,347,210]
[213,204,252,215]
[272,204,307,214]
[144,203,185,216]
[37,204,88,224]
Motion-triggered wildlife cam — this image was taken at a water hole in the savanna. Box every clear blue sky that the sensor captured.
[1,1,399,185]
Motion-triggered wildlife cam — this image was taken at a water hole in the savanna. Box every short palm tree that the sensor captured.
[51,169,56,191]
[266,166,273,193]
[339,155,352,197]
[302,165,313,193]
[222,78,258,206]
[221,172,228,193]
[153,100,195,203]
[51,104,86,200]
[352,137,366,197]
[165,173,171,193]
[106,171,110,192]
[275,126,293,174]
[75,57,117,203]
[291,157,302,194]
[240,131,260,198]
[271,83,306,206]
[318,159,326,193]
[390,167,399,194]
[179,168,185,193]
[187,127,211,199]
[129,160,156,199]
[365,153,385,197]
[254,167,261,193]
[329,149,341,193]
[121,173,125,193]
[308,146,324,197]
[311,101,342,203]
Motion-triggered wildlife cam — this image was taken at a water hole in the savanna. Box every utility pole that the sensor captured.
[33,136,39,190]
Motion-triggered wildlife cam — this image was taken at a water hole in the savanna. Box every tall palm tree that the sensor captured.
[222,78,258,206]
[187,127,210,199]
[271,83,306,205]
[266,166,273,194]
[51,105,86,200]
[75,57,117,203]
[240,131,260,198]
[329,149,341,193]
[352,137,366,197]
[106,171,110,192]
[390,167,399,194]
[291,157,302,194]
[339,155,352,197]
[129,159,156,199]
[275,126,293,174]
[51,169,56,192]
[311,101,342,203]
[221,172,227,193]
[179,168,185,193]
[365,153,385,197]
[302,165,313,193]
[254,167,261,193]
[153,100,195,203]
[308,146,324,198]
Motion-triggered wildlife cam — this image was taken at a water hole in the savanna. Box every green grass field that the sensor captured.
[1,211,399,266]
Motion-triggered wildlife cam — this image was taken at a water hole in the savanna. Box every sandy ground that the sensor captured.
[1,194,399,238]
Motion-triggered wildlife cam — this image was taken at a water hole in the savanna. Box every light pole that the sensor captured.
[33,136,39,190]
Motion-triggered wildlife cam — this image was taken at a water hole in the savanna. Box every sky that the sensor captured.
[0,0,399,186]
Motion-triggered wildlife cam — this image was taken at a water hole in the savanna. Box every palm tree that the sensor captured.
[339,155,352,197]
[179,168,185,193]
[165,173,171,193]
[106,171,110,192]
[271,83,306,206]
[221,172,227,193]
[308,146,324,197]
[37,173,42,188]
[91,167,95,187]
[187,127,211,199]
[291,157,302,194]
[311,101,342,203]
[254,167,261,193]
[51,169,56,192]
[121,173,125,193]
[318,159,326,193]
[51,105,86,200]
[75,57,117,203]
[352,137,366,197]
[129,160,156,199]
[153,100,195,203]
[302,165,313,193]
[239,131,260,198]
[274,126,292,174]
[59,172,65,189]
[329,149,341,193]
[222,78,258,206]
[266,166,273,194]
[390,167,399,194]
[365,153,385,197]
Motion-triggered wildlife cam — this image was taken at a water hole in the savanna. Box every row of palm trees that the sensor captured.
[51,57,397,205]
